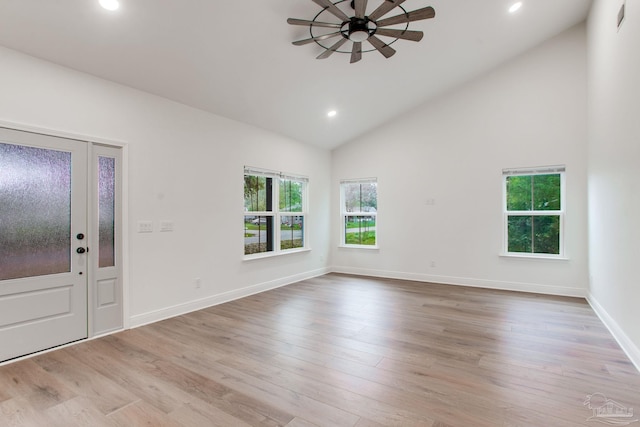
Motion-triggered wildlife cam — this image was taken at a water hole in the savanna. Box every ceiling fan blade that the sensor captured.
[368,0,407,21]
[375,28,423,42]
[312,0,350,21]
[376,6,436,27]
[287,18,342,29]
[292,32,342,46]
[317,38,349,59]
[350,41,362,63]
[354,0,368,19]
[368,35,396,58]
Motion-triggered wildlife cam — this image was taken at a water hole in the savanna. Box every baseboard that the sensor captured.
[587,293,640,373]
[130,267,331,328]
[331,266,587,298]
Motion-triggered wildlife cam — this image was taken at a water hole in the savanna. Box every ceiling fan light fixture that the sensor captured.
[348,30,370,42]
[346,17,374,42]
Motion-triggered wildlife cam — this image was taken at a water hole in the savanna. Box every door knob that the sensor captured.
[76,247,86,254]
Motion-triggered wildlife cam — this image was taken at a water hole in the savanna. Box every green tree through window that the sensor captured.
[244,168,307,256]
[504,167,565,256]
[340,179,378,247]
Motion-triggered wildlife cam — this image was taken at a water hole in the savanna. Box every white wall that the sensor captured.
[0,46,331,327]
[331,24,589,297]
[587,0,640,369]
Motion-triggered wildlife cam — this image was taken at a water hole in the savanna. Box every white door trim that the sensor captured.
[0,119,130,334]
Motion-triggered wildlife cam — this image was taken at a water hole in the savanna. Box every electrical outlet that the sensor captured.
[430,260,436,268]
[194,278,201,289]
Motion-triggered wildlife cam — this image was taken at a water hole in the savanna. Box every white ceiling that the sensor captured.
[0,0,592,149]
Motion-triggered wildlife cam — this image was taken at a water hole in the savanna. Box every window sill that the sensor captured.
[243,247,311,261]
[499,253,569,261]
[338,245,379,250]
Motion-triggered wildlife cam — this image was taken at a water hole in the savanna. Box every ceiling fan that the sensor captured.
[288,0,435,63]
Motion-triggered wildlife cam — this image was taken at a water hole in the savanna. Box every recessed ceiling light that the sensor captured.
[99,0,120,11]
[509,2,523,13]
[327,110,337,118]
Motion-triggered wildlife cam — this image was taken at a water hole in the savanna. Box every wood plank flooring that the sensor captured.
[1,273,639,426]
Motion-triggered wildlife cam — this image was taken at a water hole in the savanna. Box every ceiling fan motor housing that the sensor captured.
[342,17,375,42]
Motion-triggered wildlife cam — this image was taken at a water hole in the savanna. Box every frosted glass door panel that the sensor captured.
[92,144,122,336]
[98,156,115,268]
[0,142,72,280]
[0,126,88,363]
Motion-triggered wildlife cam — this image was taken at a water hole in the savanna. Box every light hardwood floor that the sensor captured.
[1,273,639,426]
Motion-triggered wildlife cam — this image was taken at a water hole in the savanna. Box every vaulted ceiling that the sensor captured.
[0,0,592,149]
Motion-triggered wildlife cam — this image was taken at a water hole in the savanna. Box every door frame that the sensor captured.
[0,119,130,341]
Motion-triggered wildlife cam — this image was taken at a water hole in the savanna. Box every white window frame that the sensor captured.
[340,178,378,249]
[243,166,309,260]
[502,165,566,259]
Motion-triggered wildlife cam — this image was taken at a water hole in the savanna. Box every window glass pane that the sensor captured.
[532,216,560,254]
[506,176,532,211]
[508,215,560,254]
[244,215,273,255]
[344,182,377,213]
[533,174,561,211]
[0,143,71,280]
[244,176,272,212]
[279,180,303,212]
[507,216,532,253]
[98,156,115,268]
[243,170,307,256]
[507,174,561,212]
[345,215,376,246]
[281,215,304,250]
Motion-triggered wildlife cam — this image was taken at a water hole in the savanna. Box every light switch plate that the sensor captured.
[160,220,174,232]
[137,221,153,233]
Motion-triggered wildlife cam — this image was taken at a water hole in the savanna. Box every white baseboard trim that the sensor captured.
[331,266,587,298]
[130,267,331,328]
[587,293,640,373]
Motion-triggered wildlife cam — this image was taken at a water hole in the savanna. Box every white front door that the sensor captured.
[0,127,88,362]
